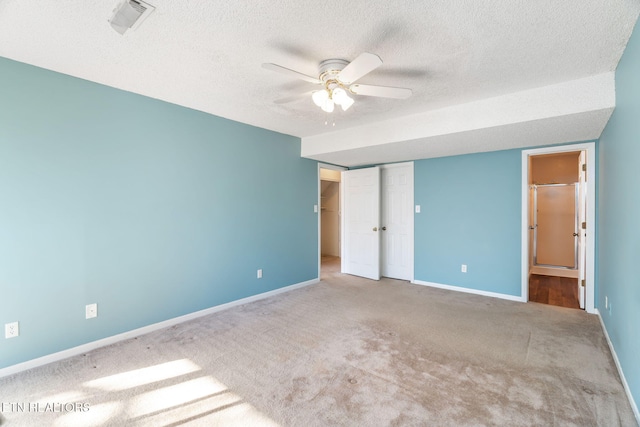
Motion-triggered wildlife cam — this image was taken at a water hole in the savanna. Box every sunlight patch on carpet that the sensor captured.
[83,358,201,391]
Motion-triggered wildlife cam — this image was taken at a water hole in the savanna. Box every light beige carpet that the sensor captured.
[0,260,636,426]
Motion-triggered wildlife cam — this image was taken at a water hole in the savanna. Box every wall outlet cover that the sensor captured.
[5,322,19,338]
[86,303,98,319]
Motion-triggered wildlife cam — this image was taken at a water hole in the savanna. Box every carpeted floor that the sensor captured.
[0,259,636,426]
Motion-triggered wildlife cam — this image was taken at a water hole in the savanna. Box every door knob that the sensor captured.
[573,232,579,237]
[382,226,387,231]
[373,227,378,232]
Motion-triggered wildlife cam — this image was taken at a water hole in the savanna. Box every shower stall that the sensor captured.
[530,183,579,269]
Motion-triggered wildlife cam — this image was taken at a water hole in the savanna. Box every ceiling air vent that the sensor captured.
[108,0,155,35]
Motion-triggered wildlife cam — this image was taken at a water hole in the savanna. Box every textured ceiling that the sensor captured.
[0,1,638,166]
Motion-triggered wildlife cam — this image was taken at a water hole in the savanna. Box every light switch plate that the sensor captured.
[415,205,421,213]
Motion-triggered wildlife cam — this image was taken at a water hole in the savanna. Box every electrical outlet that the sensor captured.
[86,303,98,319]
[257,269,263,279]
[5,322,19,339]
[461,264,467,273]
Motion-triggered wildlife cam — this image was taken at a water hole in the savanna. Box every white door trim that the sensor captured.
[318,163,347,276]
[578,150,587,309]
[521,142,596,313]
[380,162,415,282]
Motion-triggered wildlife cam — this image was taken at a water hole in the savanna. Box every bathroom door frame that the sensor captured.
[521,142,595,313]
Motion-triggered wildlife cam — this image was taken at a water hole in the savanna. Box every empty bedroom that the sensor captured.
[1,1,639,426]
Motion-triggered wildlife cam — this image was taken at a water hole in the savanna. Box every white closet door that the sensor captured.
[381,163,413,280]
[342,167,380,280]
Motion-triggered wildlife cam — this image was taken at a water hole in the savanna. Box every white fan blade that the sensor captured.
[337,53,383,84]
[262,63,320,84]
[350,84,412,99]
[273,92,312,104]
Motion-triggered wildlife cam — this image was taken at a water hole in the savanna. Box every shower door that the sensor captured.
[532,184,578,269]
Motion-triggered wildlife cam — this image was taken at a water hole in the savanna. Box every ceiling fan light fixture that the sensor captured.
[265,52,411,115]
[312,90,329,107]
[321,99,335,113]
[313,87,353,113]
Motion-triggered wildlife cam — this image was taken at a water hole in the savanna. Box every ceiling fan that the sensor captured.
[262,52,412,113]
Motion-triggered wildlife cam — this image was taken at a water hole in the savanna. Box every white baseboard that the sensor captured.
[411,279,526,302]
[0,278,319,379]
[595,309,640,425]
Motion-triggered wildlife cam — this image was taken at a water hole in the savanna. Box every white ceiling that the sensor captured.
[1,1,638,166]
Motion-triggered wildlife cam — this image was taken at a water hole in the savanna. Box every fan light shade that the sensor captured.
[312,90,329,107]
[321,99,335,113]
[340,95,354,111]
[332,88,347,103]
[332,88,354,111]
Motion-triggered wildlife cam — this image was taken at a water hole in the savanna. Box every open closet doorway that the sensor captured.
[318,164,346,279]
[521,143,595,313]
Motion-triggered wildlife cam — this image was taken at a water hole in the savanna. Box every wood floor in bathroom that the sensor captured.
[529,274,580,309]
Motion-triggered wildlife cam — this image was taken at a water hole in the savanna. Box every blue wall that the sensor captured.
[414,150,522,295]
[0,57,318,369]
[598,21,640,413]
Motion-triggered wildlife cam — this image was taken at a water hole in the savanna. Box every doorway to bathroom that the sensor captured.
[522,143,595,312]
